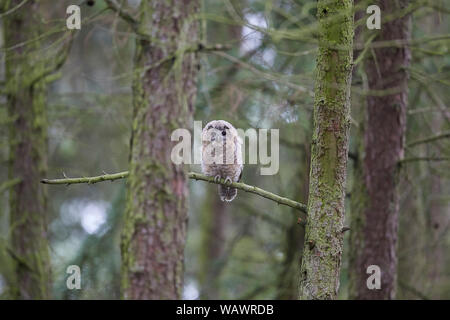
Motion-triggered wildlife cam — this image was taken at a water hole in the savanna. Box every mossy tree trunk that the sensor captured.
[121,0,199,299]
[298,0,354,299]
[3,0,51,299]
[349,0,411,299]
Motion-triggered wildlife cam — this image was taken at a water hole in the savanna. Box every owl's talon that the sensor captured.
[214,175,221,183]
[224,177,233,186]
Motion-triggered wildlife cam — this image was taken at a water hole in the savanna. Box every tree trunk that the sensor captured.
[276,143,309,300]
[121,0,199,299]
[298,0,354,299]
[425,172,447,298]
[349,0,411,299]
[198,188,227,299]
[3,0,51,299]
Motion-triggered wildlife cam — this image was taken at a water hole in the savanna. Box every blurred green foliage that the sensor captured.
[0,0,448,299]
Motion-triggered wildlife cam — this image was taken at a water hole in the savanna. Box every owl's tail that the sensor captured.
[218,185,237,202]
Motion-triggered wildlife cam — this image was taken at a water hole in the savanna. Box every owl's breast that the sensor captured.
[201,140,241,181]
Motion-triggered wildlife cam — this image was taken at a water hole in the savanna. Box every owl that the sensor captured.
[201,120,243,202]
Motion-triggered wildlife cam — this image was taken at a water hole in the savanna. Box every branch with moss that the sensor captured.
[40,171,129,185]
[104,0,138,31]
[29,31,75,87]
[41,171,308,213]
[142,43,230,74]
[0,178,21,195]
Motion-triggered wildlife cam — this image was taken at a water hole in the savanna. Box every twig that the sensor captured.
[0,178,21,195]
[104,0,138,31]
[5,246,34,272]
[142,43,230,74]
[398,281,430,300]
[341,226,351,233]
[408,107,447,115]
[0,0,28,18]
[41,171,129,185]
[41,171,308,213]
[399,157,450,164]
[29,31,75,86]
[213,51,311,94]
[406,131,450,148]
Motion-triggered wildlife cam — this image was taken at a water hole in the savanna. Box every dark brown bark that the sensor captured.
[4,0,51,299]
[120,0,199,299]
[349,0,411,299]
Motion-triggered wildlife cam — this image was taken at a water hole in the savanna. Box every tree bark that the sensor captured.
[198,188,227,299]
[298,0,354,299]
[276,143,309,300]
[349,0,411,299]
[120,0,199,299]
[3,0,51,299]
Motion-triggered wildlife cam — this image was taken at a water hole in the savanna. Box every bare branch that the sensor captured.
[104,0,138,31]
[399,157,450,164]
[41,171,308,213]
[407,131,450,148]
[0,178,21,195]
[40,171,129,185]
[398,281,430,300]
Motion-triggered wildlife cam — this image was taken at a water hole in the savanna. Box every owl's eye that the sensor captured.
[222,130,226,136]
[207,125,213,129]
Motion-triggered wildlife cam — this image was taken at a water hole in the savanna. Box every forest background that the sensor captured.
[0,0,448,300]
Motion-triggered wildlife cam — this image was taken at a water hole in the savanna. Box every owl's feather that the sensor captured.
[201,120,243,202]
[218,185,237,202]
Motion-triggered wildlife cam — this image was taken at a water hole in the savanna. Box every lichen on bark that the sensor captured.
[298,0,354,300]
[121,0,199,299]
[3,0,51,299]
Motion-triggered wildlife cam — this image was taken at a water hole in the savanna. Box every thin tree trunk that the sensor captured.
[197,0,242,299]
[121,0,199,299]
[276,143,309,300]
[422,12,447,300]
[298,0,354,299]
[396,166,427,299]
[422,112,447,298]
[349,0,411,299]
[198,188,227,299]
[3,0,51,299]
[276,213,304,300]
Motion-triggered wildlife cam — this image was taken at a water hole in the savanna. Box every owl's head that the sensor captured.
[202,120,240,144]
